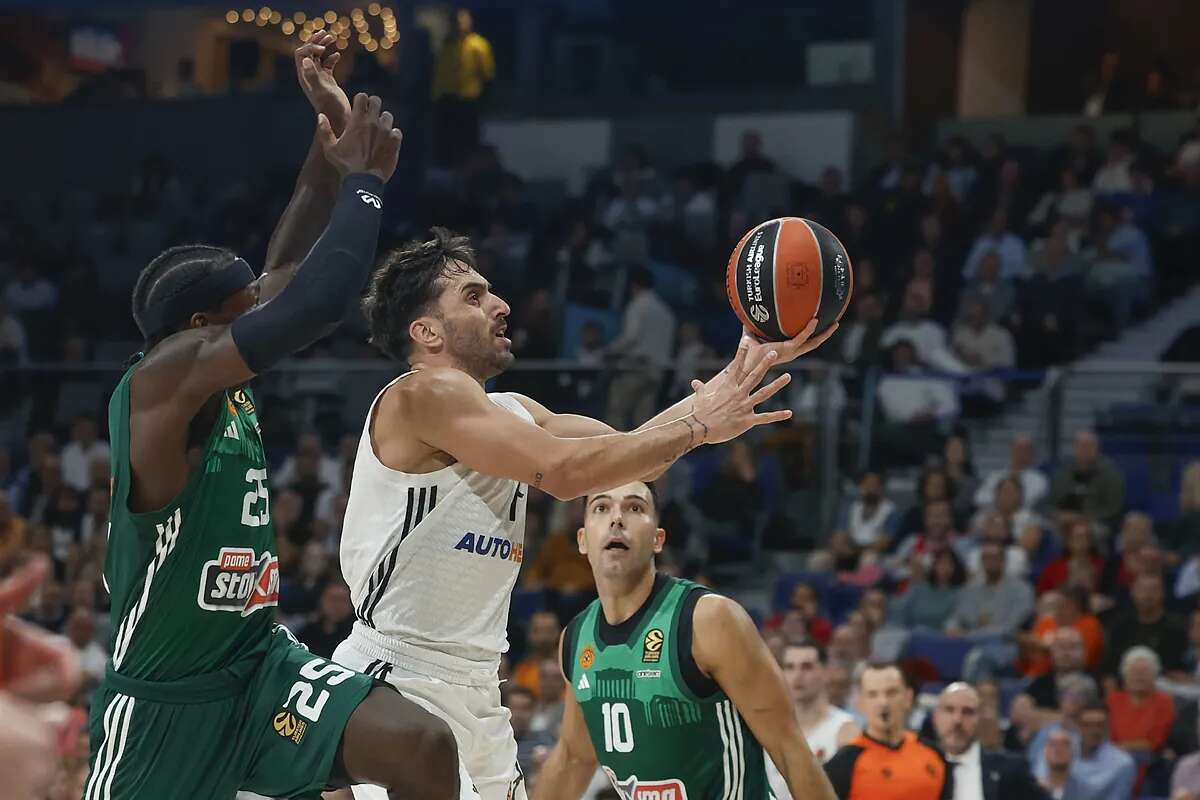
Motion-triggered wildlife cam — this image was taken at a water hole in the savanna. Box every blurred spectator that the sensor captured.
[889,548,965,630]
[4,262,58,315]
[975,435,1048,511]
[1049,431,1125,530]
[1171,741,1200,800]
[1038,516,1103,594]
[949,539,1035,635]
[1039,727,1087,799]
[1083,201,1153,329]
[725,130,777,201]
[894,467,959,542]
[942,433,980,521]
[60,415,109,494]
[277,541,331,624]
[1070,702,1137,800]
[952,297,1015,410]
[670,321,714,400]
[931,682,1046,800]
[523,522,595,595]
[1091,130,1136,196]
[836,291,885,367]
[1106,646,1174,759]
[1051,125,1101,186]
[1020,222,1086,366]
[296,582,353,659]
[0,299,28,364]
[1028,168,1094,233]
[513,610,561,699]
[962,208,1028,281]
[765,582,833,646]
[781,642,859,762]
[1018,588,1104,678]
[841,469,897,554]
[1020,673,1099,775]
[1102,574,1189,676]
[1164,462,1200,563]
[64,607,106,685]
[0,492,27,571]
[432,7,495,166]
[1021,627,1099,728]
[1100,512,1155,594]
[923,136,977,202]
[276,432,340,493]
[530,657,565,738]
[970,476,1042,550]
[890,500,965,582]
[964,510,1030,581]
[876,341,960,466]
[881,279,967,374]
[601,181,658,264]
[504,683,553,779]
[604,267,676,430]
[957,250,1016,326]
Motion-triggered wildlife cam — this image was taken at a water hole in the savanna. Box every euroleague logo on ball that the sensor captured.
[749,304,770,324]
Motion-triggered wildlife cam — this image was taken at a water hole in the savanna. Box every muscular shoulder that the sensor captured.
[132,327,226,407]
[691,594,756,664]
[387,367,488,417]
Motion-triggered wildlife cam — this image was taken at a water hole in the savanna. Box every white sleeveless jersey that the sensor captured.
[803,704,855,763]
[339,373,532,676]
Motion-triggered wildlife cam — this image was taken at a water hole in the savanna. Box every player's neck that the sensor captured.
[410,357,487,388]
[597,567,657,626]
[867,724,904,747]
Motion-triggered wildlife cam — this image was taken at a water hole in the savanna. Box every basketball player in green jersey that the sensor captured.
[83,35,468,800]
[533,480,838,800]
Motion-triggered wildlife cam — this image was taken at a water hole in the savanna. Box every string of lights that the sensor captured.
[224,5,399,52]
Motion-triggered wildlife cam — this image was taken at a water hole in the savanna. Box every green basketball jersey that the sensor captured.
[103,359,279,681]
[564,574,770,800]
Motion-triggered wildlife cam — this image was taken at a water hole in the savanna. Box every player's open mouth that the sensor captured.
[604,540,629,551]
[493,324,510,344]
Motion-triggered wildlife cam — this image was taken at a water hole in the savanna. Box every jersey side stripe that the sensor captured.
[717,698,734,800]
[729,700,746,800]
[84,694,130,800]
[112,508,182,668]
[364,484,434,626]
[100,696,135,800]
[358,487,413,623]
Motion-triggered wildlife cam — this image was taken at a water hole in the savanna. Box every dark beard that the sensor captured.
[442,316,513,381]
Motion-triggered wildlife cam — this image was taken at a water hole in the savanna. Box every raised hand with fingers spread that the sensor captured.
[317,92,404,183]
[686,334,794,445]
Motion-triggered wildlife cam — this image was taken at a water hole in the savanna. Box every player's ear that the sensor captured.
[409,315,441,350]
[653,527,666,554]
[189,311,208,329]
[576,526,587,555]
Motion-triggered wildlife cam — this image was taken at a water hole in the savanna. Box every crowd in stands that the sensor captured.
[2,94,1200,796]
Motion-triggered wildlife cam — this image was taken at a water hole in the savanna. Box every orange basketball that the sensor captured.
[725,217,853,342]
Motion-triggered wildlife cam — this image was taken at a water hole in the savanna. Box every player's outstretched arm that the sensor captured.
[514,320,837,480]
[259,31,352,302]
[692,595,838,800]
[411,348,790,500]
[531,632,599,800]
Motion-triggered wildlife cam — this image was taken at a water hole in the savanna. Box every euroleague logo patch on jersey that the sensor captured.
[231,388,256,416]
[453,532,524,563]
[604,768,689,800]
[642,628,664,663]
[197,547,279,616]
[272,710,307,745]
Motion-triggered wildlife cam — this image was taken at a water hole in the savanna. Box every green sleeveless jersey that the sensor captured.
[103,360,279,681]
[564,575,770,800]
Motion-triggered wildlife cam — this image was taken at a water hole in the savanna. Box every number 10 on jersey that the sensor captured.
[602,702,634,753]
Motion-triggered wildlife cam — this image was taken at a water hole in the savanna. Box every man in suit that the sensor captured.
[933,682,1049,800]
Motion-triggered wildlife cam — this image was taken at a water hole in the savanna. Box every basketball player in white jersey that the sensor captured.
[333,228,835,800]
[767,641,860,798]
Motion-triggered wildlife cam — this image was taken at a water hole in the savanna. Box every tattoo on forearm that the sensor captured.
[676,415,707,458]
[533,472,544,489]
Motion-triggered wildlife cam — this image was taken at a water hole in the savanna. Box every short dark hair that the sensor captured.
[362,227,477,361]
[132,244,238,349]
[583,481,659,516]
[783,641,827,664]
[857,661,904,688]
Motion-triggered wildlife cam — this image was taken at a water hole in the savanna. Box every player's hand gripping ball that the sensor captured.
[726,217,853,343]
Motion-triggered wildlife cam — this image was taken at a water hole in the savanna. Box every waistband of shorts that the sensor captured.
[349,622,499,686]
[103,657,258,704]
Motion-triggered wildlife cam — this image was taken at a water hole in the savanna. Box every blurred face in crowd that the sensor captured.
[995,477,1023,515]
[933,683,979,757]
[780,609,810,644]
[40,454,63,488]
[923,470,950,503]
[538,659,562,701]
[1122,652,1158,695]
[579,482,663,582]
[763,630,787,666]
[790,583,820,617]
[781,644,825,705]
[1012,435,1035,470]
[506,689,535,737]
[1073,431,1100,469]
[859,472,883,504]
[858,666,912,743]
[1051,628,1086,673]
[1065,520,1093,558]
[1045,728,1074,772]
[902,281,932,319]
[527,611,561,656]
[978,251,1002,283]
[980,542,1006,583]
[456,8,473,35]
[860,589,889,626]
[1079,707,1109,755]
[829,625,866,664]
[1120,513,1152,554]
[932,551,958,587]
[1132,575,1165,616]
[924,501,954,540]
[825,662,852,708]
[319,583,352,624]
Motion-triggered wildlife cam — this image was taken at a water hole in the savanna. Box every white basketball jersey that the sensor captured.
[803,705,855,763]
[339,373,532,676]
